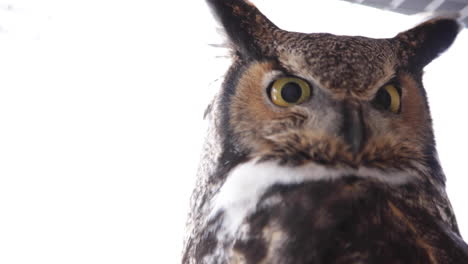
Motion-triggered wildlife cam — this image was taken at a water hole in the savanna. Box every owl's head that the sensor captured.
[207,0,461,180]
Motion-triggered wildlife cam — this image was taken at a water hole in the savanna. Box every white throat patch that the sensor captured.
[209,159,417,239]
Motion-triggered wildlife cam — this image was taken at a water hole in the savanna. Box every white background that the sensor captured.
[0,0,466,263]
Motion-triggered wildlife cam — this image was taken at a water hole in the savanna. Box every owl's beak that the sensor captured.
[342,101,365,155]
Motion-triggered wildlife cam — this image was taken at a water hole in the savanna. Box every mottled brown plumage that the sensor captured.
[182,0,468,263]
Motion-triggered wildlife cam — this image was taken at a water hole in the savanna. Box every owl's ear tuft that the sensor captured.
[396,17,461,69]
[206,0,279,59]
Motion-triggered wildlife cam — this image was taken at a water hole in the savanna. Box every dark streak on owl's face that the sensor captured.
[209,0,460,176]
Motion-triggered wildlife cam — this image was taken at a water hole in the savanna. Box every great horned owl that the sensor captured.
[182,0,468,263]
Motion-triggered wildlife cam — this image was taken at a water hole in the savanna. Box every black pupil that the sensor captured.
[373,89,392,110]
[281,82,302,103]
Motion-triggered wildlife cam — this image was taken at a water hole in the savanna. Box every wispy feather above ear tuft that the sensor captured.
[395,17,461,69]
[206,0,280,59]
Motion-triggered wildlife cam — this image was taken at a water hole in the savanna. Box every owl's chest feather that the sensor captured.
[200,161,467,264]
[209,159,416,240]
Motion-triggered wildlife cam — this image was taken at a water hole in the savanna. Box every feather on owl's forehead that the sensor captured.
[274,33,397,96]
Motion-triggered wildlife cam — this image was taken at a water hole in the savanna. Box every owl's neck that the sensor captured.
[209,159,419,239]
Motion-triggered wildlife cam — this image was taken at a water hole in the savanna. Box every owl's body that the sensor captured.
[182,0,468,263]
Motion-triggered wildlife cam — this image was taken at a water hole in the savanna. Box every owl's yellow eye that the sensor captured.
[372,84,401,113]
[270,77,311,107]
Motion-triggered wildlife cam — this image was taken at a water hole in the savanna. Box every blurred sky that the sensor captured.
[0,0,467,263]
